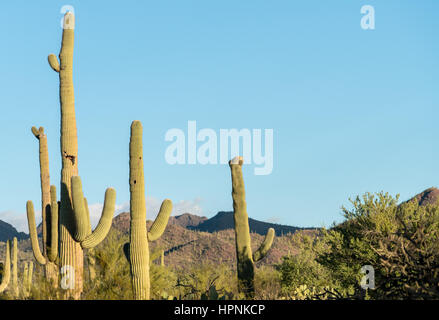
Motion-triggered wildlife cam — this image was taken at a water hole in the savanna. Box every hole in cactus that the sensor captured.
[134,180,136,184]
[63,151,76,165]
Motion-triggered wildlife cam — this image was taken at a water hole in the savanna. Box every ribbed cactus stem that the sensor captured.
[48,11,83,298]
[28,126,58,286]
[128,120,172,300]
[129,120,150,300]
[71,176,91,242]
[148,199,172,241]
[71,176,116,249]
[229,156,275,298]
[0,240,11,293]
[11,237,18,298]
[45,12,115,297]
[31,126,51,259]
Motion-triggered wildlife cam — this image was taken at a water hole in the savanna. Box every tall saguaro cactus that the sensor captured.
[47,10,83,298]
[0,240,11,293]
[42,11,116,299]
[27,126,58,285]
[128,120,173,300]
[229,156,275,298]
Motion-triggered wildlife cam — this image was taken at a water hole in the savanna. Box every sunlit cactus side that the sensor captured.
[11,237,18,298]
[47,10,83,298]
[229,156,275,298]
[27,126,58,286]
[128,120,173,300]
[0,240,11,293]
[46,11,116,299]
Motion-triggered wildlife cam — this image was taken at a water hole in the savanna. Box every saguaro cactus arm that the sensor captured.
[48,54,60,72]
[81,188,116,249]
[71,176,91,242]
[253,228,275,262]
[31,126,42,139]
[148,199,173,241]
[0,240,11,293]
[26,201,47,265]
[71,176,116,249]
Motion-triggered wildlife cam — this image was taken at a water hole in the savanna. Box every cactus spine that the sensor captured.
[27,126,58,285]
[45,12,117,299]
[229,156,275,298]
[128,120,173,300]
[0,240,11,293]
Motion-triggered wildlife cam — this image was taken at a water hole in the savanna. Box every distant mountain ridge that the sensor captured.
[0,220,28,242]
[407,187,439,206]
[110,211,304,236]
[189,211,310,236]
[2,187,438,242]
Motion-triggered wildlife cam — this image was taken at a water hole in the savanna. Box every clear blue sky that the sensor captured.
[0,1,438,231]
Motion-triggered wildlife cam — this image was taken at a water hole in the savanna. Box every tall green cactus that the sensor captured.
[48,10,83,298]
[229,156,275,298]
[27,126,58,285]
[41,11,117,299]
[0,240,11,293]
[128,120,173,300]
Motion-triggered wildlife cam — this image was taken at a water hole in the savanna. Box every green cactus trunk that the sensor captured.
[47,11,83,299]
[58,13,83,299]
[229,156,275,299]
[45,12,116,299]
[128,121,172,300]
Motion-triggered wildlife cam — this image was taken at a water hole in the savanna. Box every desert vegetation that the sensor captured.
[1,188,438,300]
